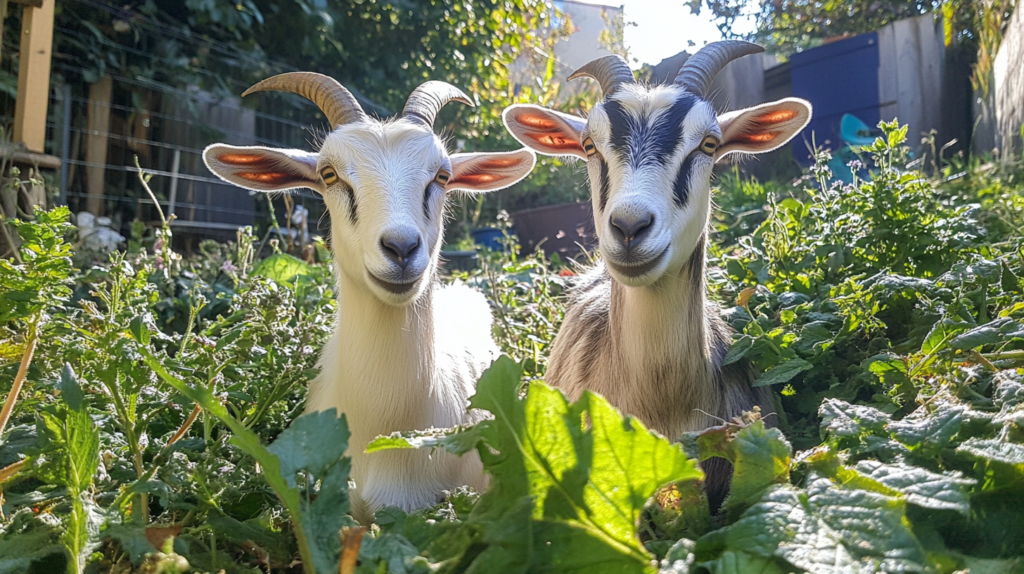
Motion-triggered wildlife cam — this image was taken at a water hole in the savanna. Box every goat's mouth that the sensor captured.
[605,246,668,279]
[367,271,420,295]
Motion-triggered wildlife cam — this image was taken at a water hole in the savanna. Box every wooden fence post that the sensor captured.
[12,0,54,154]
[86,75,112,215]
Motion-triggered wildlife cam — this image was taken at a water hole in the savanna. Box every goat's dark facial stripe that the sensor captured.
[423,183,439,220]
[598,158,611,212]
[342,182,358,224]
[673,152,698,207]
[603,94,698,169]
[647,95,699,164]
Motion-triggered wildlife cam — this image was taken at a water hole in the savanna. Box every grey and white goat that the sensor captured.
[502,42,811,505]
[204,73,535,523]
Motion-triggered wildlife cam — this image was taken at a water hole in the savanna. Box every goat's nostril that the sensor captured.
[609,214,654,246]
[380,236,421,268]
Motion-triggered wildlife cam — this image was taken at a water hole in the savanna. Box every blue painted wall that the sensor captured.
[789,33,881,164]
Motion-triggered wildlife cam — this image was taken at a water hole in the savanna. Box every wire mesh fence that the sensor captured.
[0,0,331,251]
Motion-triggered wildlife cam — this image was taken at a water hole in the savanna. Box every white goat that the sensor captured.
[204,73,535,523]
[502,42,811,507]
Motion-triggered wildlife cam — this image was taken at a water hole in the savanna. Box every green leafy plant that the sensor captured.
[1,117,1023,573]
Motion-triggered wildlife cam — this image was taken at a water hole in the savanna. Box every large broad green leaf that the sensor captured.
[992,371,1024,409]
[751,358,812,388]
[694,476,928,574]
[819,399,891,439]
[722,335,756,366]
[357,533,422,573]
[705,551,788,574]
[922,318,970,355]
[851,460,974,514]
[367,425,484,456]
[887,401,964,452]
[804,475,926,570]
[694,485,860,574]
[267,408,354,574]
[696,420,791,517]
[956,438,1024,466]
[582,393,702,548]
[368,356,702,573]
[950,318,1024,350]
[0,512,65,574]
[252,253,312,283]
[54,365,101,574]
[721,422,791,515]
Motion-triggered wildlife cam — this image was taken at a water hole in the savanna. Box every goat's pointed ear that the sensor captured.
[502,104,588,160]
[446,149,536,194]
[204,144,325,194]
[715,98,812,162]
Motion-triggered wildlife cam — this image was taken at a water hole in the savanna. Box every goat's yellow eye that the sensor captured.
[582,137,598,157]
[435,170,451,186]
[320,166,339,185]
[700,135,720,155]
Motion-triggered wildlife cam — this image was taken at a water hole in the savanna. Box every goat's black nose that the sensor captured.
[380,235,421,269]
[609,213,654,250]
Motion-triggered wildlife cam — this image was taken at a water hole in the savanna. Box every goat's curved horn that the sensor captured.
[402,81,473,127]
[243,72,366,127]
[674,40,764,97]
[568,55,635,96]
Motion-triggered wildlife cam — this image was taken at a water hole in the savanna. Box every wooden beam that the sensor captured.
[85,75,112,215]
[0,146,61,169]
[9,0,44,8]
[12,0,54,153]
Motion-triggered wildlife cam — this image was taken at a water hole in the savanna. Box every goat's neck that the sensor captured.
[335,271,435,380]
[609,236,713,372]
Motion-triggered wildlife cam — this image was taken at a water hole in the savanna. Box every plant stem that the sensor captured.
[134,155,166,227]
[102,373,149,524]
[0,460,25,485]
[167,404,202,448]
[970,350,998,371]
[137,347,318,574]
[981,350,1024,361]
[0,320,38,439]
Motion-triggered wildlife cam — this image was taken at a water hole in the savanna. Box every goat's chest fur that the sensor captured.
[307,281,494,523]
[546,262,770,441]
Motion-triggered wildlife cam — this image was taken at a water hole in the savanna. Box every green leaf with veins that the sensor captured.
[722,421,792,515]
[370,356,702,573]
[956,438,1024,466]
[751,358,812,387]
[852,460,974,514]
[695,476,928,574]
[252,253,312,284]
[267,408,355,574]
[888,401,964,451]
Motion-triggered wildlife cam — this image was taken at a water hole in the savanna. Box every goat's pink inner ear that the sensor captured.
[219,153,273,167]
[525,132,583,153]
[754,110,798,125]
[511,109,584,152]
[451,173,500,186]
[237,172,301,185]
[475,157,520,169]
[737,131,780,144]
[517,113,560,130]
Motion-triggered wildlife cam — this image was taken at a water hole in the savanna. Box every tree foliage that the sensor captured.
[687,0,1016,64]
[46,0,560,146]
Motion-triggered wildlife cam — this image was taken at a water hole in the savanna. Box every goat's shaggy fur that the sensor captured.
[503,57,810,508]
[204,78,535,523]
[310,278,495,522]
[545,237,771,506]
